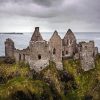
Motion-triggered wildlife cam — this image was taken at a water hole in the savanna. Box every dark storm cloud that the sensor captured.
[33,0,63,6]
[0,0,63,6]
[0,0,64,18]
[48,0,100,24]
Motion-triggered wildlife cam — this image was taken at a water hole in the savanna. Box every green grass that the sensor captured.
[0,62,30,80]
[0,61,60,100]
[0,77,53,100]
[63,57,100,99]
[41,61,63,94]
[0,57,100,100]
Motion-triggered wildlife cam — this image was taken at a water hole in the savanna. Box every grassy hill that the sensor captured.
[0,56,100,100]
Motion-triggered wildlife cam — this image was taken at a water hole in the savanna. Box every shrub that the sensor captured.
[4,57,15,64]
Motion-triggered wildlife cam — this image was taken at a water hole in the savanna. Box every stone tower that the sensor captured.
[79,41,95,71]
[5,38,15,59]
[62,29,77,57]
[29,27,49,72]
[49,31,63,70]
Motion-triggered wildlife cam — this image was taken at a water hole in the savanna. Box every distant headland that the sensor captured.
[0,32,23,34]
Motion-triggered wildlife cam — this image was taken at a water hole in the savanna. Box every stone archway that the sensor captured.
[53,48,56,55]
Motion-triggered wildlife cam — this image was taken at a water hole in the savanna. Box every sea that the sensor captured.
[0,32,100,56]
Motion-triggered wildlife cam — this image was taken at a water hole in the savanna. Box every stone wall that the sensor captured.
[62,29,77,58]
[14,47,30,63]
[79,41,95,71]
[49,31,63,70]
[5,38,15,59]
[31,27,43,42]
[4,27,99,72]
[29,41,50,72]
[94,47,98,57]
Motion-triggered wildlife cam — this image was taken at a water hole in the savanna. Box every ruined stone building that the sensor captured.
[62,29,77,58]
[5,27,98,72]
[77,41,98,71]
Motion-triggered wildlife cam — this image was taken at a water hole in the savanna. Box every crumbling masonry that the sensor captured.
[5,27,98,72]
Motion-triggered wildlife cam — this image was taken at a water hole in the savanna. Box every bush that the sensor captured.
[4,57,15,64]
[59,71,74,82]
[11,90,32,100]
[84,95,93,100]
[18,62,30,68]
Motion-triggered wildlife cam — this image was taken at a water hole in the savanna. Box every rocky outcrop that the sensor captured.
[29,59,49,72]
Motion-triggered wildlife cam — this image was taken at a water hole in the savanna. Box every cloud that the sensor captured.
[0,0,100,32]
[0,0,62,18]
[32,0,63,7]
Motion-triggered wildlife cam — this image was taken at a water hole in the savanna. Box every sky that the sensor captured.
[0,0,100,32]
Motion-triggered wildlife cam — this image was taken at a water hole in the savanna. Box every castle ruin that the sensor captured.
[5,27,98,72]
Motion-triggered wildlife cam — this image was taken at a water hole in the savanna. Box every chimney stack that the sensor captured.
[35,27,39,31]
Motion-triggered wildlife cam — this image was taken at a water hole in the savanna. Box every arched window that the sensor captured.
[62,51,64,56]
[23,54,25,61]
[53,48,56,55]
[85,46,87,49]
[67,39,69,45]
[38,54,41,60]
[66,51,68,54]
[19,54,21,61]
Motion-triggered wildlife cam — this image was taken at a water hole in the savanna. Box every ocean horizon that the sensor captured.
[0,32,100,56]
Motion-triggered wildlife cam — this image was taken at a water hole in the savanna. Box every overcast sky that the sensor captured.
[0,0,100,32]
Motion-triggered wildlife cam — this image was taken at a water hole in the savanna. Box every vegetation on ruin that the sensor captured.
[63,55,100,99]
[0,55,100,100]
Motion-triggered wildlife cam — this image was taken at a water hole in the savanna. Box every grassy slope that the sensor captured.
[0,77,52,100]
[40,61,63,94]
[0,62,53,100]
[0,56,100,100]
[0,62,30,78]
[63,55,100,100]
